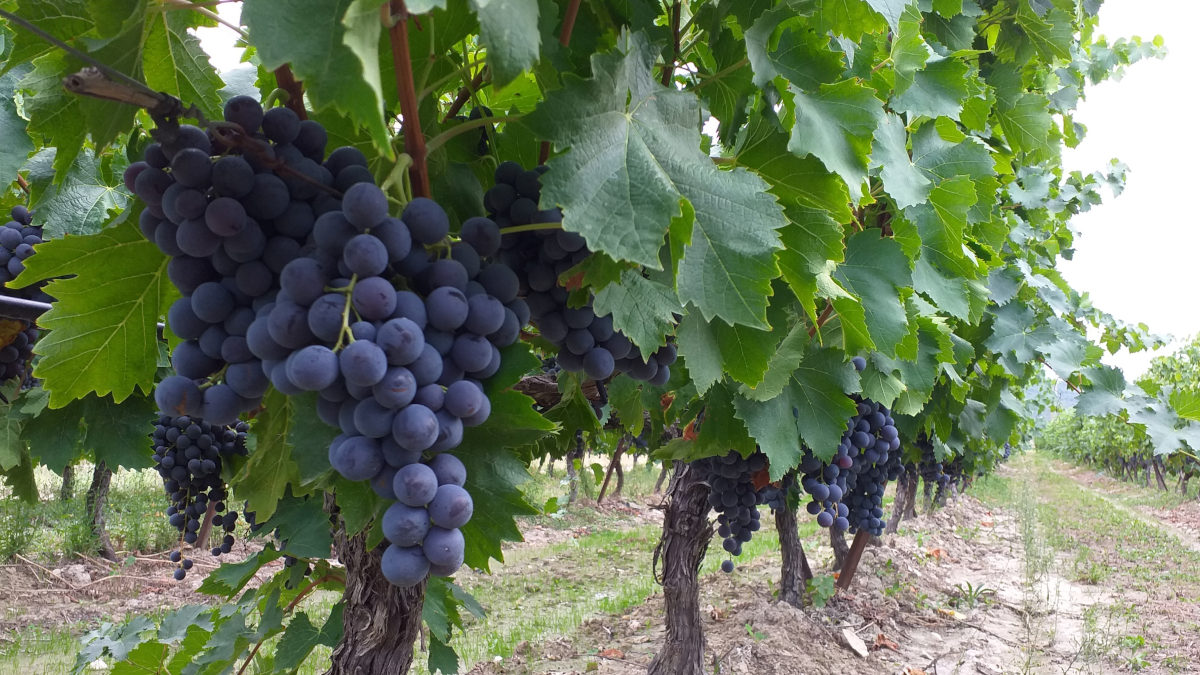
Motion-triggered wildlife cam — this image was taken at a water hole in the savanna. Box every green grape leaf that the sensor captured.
[82,394,155,470]
[198,548,283,597]
[21,391,83,473]
[832,232,912,357]
[871,113,931,208]
[157,606,214,644]
[735,118,854,224]
[676,315,778,389]
[142,11,225,121]
[774,208,849,321]
[275,603,343,671]
[407,0,447,11]
[735,348,859,475]
[470,0,540,87]
[996,93,1055,156]
[1171,389,1200,424]
[984,302,1057,370]
[286,392,342,484]
[1016,5,1073,61]
[865,0,911,33]
[9,219,172,408]
[243,0,390,153]
[526,31,786,327]
[458,447,536,572]
[789,79,886,201]
[814,0,888,39]
[23,148,129,238]
[592,270,680,355]
[231,389,302,522]
[890,4,930,94]
[0,68,33,182]
[1075,365,1126,417]
[892,57,970,120]
[263,489,333,558]
[739,321,810,402]
[745,9,845,90]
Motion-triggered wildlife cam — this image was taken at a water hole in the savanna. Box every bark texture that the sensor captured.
[885,470,918,535]
[85,461,116,561]
[648,462,712,675]
[60,462,75,501]
[830,527,849,572]
[328,527,426,674]
[775,504,812,608]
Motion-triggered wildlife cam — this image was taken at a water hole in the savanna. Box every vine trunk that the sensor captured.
[648,462,712,675]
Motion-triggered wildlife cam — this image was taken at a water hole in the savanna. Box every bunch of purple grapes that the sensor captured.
[694,450,768,573]
[0,205,44,387]
[484,162,676,383]
[797,356,903,534]
[245,179,523,586]
[129,95,341,425]
[151,415,248,580]
[380,453,472,585]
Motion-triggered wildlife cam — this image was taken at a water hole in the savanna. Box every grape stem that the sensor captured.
[498,222,564,235]
[661,1,682,86]
[424,114,523,155]
[272,66,309,121]
[808,300,835,338]
[334,275,359,352]
[441,65,489,122]
[386,0,431,199]
[234,572,342,675]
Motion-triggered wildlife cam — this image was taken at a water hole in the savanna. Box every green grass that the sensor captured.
[0,465,180,562]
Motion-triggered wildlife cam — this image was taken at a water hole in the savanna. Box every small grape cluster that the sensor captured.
[694,450,767,573]
[796,356,903,535]
[0,206,45,388]
[0,322,37,386]
[151,415,249,580]
[0,205,39,283]
[485,162,676,383]
[379,453,472,585]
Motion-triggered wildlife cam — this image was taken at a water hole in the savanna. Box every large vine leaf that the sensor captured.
[526,31,786,327]
[0,68,33,182]
[9,219,174,407]
[788,79,886,201]
[470,0,541,87]
[243,0,391,153]
[23,148,129,237]
[832,232,912,357]
[458,447,537,572]
[592,271,681,355]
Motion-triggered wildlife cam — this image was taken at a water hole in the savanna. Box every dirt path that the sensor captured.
[467,454,1200,675]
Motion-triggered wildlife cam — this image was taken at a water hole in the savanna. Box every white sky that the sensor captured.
[194,2,1193,377]
[1060,0,1200,376]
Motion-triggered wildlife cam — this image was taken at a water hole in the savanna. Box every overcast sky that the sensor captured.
[1060,0,1199,376]
[196,1,1192,377]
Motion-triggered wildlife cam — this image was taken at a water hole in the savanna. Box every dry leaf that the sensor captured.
[926,548,948,560]
[873,633,900,652]
[599,648,625,659]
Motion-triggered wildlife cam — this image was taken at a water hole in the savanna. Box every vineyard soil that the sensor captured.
[3,454,1199,674]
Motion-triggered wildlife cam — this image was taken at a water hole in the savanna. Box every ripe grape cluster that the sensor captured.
[151,415,249,580]
[484,162,676,383]
[0,205,39,283]
[796,356,903,536]
[379,453,472,585]
[694,450,768,573]
[130,95,344,425]
[0,206,43,387]
[248,182,516,585]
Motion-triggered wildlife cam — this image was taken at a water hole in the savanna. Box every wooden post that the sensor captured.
[835,529,871,591]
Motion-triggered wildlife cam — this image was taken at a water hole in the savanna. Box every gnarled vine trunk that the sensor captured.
[1152,458,1168,491]
[329,525,426,674]
[648,461,712,675]
[60,462,75,501]
[885,470,918,535]
[775,503,812,607]
[830,527,849,572]
[85,461,116,561]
